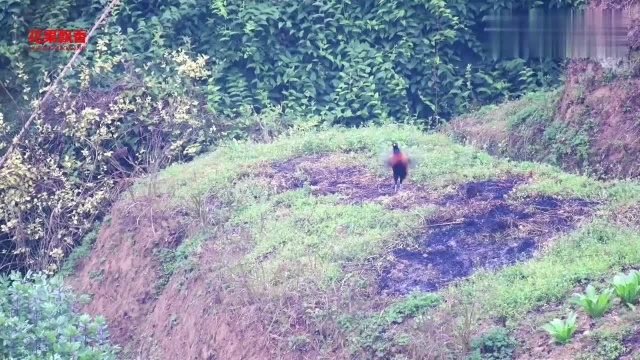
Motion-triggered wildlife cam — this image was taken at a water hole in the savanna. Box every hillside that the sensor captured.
[445,59,640,181]
[63,124,640,359]
[445,2,640,181]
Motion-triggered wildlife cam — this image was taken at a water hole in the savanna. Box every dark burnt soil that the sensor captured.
[262,153,435,209]
[379,177,597,295]
[621,330,640,360]
[266,154,598,295]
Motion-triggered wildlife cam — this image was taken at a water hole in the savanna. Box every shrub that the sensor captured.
[0,28,310,273]
[467,327,517,360]
[0,271,119,359]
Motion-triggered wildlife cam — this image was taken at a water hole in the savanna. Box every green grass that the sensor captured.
[233,191,427,287]
[60,222,102,276]
[447,87,606,177]
[117,123,640,358]
[452,221,640,320]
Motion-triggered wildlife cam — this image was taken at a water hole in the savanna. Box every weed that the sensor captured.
[89,269,105,282]
[288,335,310,351]
[602,69,617,84]
[612,270,640,310]
[343,292,441,357]
[152,235,202,295]
[60,226,100,276]
[593,332,627,360]
[575,86,586,104]
[467,327,517,360]
[451,300,480,353]
[578,330,628,360]
[542,312,577,344]
[382,292,442,325]
[570,284,614,319]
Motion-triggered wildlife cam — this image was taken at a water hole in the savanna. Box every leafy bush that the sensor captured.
[542,312,577,344]
[1,0,574,128]
[570,284,614,319]
[0,28,312,273]
[0,271,119,359]
[467,327,517,360]
[611,270,640,309]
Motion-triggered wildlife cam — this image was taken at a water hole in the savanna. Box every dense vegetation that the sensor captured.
[0,271,119,359]
[1,0,586,126]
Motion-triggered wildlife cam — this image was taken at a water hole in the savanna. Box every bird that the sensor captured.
[386,143,413,193]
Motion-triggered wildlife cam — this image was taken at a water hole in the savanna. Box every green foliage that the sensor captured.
[611,270,640,310]
[467,327,517,360]
[381,292,442,325]
[592,332,627,360]
[339,292,442,358]
[576,330,629,360]
[152,235,201,294]
[60,224,100,277]
[0,271,119,359]
[0,27,316,273]
[570,284,614,319]
[0,0,575,129]
[542,312,577,344]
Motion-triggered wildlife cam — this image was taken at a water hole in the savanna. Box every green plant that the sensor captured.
[612,270,640,310]
[542,312,577,344]
[341,292,441,357]
[570,284,614,318]
[594,332,627,360]
[0,271,119,359]
[467,327,517,360]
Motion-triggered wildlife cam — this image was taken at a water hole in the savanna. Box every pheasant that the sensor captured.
[386,143,413,193]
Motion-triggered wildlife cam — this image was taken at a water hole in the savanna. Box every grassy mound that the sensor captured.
[66,124,640,359]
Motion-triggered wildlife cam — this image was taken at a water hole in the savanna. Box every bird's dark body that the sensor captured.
[388,144,410,192]
[391,157,408,184]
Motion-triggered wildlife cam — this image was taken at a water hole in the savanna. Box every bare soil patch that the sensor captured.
[66,197,185,347]
[66,197,277,360]
[260,153,435,209]
[379,176,597,295]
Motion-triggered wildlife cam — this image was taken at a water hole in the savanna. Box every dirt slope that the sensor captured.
[67,198,277,360]
[445,3,640,180]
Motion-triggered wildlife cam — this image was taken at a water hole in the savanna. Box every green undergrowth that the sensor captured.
[233,191,429,286]
[339,293,442,357]
[118,124,640,357]
[446,88,604,176]
[453,221,640,321]
[152,233,203,295]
